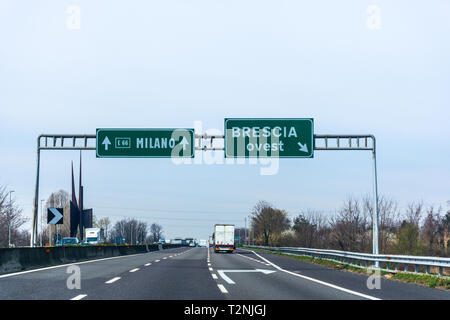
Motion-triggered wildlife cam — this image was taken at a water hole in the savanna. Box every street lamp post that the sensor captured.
[8,191,15,248]
[40,199,45,247]
[244,218,247,246]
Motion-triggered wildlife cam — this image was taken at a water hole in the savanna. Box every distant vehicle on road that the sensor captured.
[58,237,79,246]
[85,228,105,245]
[214,224,235,253]
[199,239,208,247]
[157,238,166,244]
[171,238,183,245]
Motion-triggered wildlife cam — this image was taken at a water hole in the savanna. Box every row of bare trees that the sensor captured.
[0,186,29,247]
[108,218,164,244]
[250,198,450,257]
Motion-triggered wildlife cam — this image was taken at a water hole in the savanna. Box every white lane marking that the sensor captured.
[212,273,218,280]
[217,269,276,284]
[129,268,140,273]
[105,277,121,284]
[247,249,380,300]
[163,257,168,259]
[169,256,173,258]
[209,267,213,271]
[144,263,151,266]
[208,263,211,266]
[0,250,160,279]
[155,260,160,262]
[71,294,87,300]
[217,284,228,294]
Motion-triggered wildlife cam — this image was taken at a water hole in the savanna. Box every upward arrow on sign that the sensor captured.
[102,136,111,150]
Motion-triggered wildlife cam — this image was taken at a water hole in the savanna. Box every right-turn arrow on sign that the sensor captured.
[47,208,64,225]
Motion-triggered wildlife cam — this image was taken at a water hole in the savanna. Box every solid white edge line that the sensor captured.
[217,284,228,293]
[246,249,380,301]
[105,277,121,284]
[70,294,87,300]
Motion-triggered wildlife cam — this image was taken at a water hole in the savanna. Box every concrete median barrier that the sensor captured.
[0,244,186,274]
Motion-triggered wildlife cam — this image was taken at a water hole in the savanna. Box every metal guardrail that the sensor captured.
[245,245,450,277]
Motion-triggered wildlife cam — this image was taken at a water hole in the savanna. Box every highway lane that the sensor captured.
[235,248,450,300]
[209,248,369,300]
[0,247,194,300]
[0,247,449,300]
[83,246,223,300]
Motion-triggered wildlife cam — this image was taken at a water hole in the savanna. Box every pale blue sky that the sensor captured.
[0,1,449,240]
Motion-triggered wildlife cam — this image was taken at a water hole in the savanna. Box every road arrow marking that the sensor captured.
[102,136,111,151]
[48,208,63,224]
[179,136,189,150]
[217,269,276,284]
[298,141,308,153]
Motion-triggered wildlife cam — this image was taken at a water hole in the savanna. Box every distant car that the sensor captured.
[189,242,195,247]
[61,237,79,246]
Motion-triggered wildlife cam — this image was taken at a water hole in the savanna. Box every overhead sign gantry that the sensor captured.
[30,119,380,266]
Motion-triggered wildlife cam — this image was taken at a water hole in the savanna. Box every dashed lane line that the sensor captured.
[217,284,228,294]
[71,294,87,300]
[105,277,121,284]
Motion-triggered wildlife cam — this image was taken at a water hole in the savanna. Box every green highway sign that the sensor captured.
[224,118,314,158]
[96,128,194,158]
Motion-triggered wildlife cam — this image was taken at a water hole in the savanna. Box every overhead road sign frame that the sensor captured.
[31,125,380,266]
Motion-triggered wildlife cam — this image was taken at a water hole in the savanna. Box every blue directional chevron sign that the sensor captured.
[47,208,64,225]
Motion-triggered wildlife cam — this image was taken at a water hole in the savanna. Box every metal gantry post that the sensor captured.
[371,136,380,267]
[313,134,380,265]
[31,134,96,247]
[31,136,41,247]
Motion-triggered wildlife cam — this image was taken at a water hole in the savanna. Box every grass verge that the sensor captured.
[247,247,450,291]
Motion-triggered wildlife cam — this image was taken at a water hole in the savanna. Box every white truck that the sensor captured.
[85,228,105,245]
[214,224,235,253]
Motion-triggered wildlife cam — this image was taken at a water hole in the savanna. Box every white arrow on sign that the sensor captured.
[180,137,189,150]
[48,208,63,224]
[298,141,309,153]
[102,136,111,151]
[217,269,276,284]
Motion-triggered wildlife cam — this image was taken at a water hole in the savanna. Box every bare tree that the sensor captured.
[404,201,423,226]
[251,200,290,246]
[292,210,327,248]
[95,217,111,239]
[421,206,442,255]
[329,197,369,252]
[0,185,29,247]
[109,218,148,244]
[149,223,164,243]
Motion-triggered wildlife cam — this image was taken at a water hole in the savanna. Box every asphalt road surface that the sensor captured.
[0,247,448,300]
